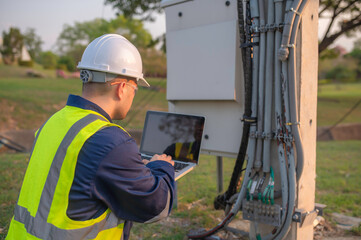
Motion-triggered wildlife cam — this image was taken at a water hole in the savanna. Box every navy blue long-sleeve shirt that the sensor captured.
[65,95,175,240]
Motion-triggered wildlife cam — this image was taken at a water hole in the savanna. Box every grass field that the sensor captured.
[1,141,360,239]
[0,71,167,131]
[0,64,360,131]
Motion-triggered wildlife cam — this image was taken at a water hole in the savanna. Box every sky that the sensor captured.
[0,0,166,51]
[0,0,359,52]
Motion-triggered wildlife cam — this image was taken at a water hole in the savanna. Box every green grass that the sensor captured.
[316,140,361,217]
[0,153,29,238]
[1,141,360,239]
[0,76,167,130]
[0,77,81,130]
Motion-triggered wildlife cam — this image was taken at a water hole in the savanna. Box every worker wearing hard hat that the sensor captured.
[6,34,175,240]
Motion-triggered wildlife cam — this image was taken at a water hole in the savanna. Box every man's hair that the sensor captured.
[82,81,113,96]
[82,76,137,96]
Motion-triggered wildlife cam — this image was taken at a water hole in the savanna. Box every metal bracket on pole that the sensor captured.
[292,207,320,227]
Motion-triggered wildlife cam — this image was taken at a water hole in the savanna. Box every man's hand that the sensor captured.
[142,154,174,166]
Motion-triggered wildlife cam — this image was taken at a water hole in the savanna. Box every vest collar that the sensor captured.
[66,94,112,122]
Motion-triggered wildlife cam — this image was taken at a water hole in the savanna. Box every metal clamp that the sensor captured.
[262,132,273,140]
[281,44,296,49]
[293,208,320,227]
[273,132,294,143]
[274,23,284,31]
[266,24,276,32]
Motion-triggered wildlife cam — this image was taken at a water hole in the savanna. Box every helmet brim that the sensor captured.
[138,77,150,88]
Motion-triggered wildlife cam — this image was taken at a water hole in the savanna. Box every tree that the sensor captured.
[23,28,43,61]
[39,51,58,69]
[325,65,357,82]
[56,15,153,68]
[104,0,162,21]
[1,27,24,64]
[319,0,361,53]
[345,39,361,79]
[57,55,76,72]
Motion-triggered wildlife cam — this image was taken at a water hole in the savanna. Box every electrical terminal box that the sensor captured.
[242,199,282,226]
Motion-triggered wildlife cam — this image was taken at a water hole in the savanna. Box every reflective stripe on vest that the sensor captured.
[7,108,125,240]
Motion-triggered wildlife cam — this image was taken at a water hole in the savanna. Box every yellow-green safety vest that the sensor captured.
[175,142,194,160]
[6,105,128,240]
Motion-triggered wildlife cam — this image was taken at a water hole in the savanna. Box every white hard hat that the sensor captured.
[77,34,150,87]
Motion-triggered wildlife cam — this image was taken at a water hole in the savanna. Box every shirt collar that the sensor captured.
[66,94,112,122]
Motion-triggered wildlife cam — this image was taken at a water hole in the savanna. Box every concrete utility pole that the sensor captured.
[252,0,319,238]
[290,0,319,238]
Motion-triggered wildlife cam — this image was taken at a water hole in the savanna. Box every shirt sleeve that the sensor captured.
[92,132,175,223]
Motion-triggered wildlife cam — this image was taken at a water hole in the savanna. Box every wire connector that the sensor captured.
[285,122,300,126]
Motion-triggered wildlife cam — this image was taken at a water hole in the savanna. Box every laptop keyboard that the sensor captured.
[142,155,188,171]
[174,162,188,171]
[143,155,152,160]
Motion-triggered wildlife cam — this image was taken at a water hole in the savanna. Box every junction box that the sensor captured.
[162,0,244,157]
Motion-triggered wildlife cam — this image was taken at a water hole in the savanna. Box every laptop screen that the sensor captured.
[140,111,205,164]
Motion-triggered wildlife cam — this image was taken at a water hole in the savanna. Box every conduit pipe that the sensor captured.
[254,0,266,171]
[273,0,289,228]
[288,0,311,181]
[246,0,260,189]
[262,0,276,173]
[278,0,303,61]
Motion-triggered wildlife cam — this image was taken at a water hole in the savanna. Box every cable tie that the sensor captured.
[289,8,302,16]
[241,115,258,123]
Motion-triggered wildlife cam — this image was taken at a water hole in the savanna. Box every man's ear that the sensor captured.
[115,82,126,100]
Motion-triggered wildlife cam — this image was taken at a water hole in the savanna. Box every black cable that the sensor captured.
[122,79,166,128]
[214,0,253,211]
[317,98,361,138]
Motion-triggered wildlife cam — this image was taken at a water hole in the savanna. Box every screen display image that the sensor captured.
[140,111,205,163]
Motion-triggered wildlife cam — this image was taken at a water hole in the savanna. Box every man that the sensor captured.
[6,34,175,240]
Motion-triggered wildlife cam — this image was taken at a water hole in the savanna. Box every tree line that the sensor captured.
[0,15,166,78]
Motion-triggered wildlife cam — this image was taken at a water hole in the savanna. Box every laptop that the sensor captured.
[140,110,205,181]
